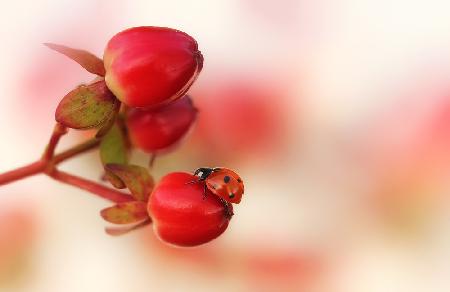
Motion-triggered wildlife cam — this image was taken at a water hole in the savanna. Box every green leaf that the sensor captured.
[55,80,120,130]
[45,43,106,76]
[100,123,129,189]
[105,164,154,201]
[100,124,128,165]
[100,201,148,224]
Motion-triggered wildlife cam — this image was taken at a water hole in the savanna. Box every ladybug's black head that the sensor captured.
[194,167,215,181]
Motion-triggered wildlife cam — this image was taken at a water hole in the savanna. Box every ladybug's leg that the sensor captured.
[202,183,208,200]
[186,179,201,185]
[219,198,234,218]
[186,180,208,200]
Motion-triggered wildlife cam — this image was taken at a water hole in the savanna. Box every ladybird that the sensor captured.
[193,167,244,204]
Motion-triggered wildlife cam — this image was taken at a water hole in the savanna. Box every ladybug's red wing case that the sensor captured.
[204,168,244,204]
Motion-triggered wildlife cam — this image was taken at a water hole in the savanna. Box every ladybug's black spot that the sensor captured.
[223,176,231,183]
[229,193,235,199]
[237,178,243,183]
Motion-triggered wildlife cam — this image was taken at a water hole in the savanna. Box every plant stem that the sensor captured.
[52,138,100,165]
[0,123,131,204]
[48,169,132,203]
[0,137,130,203]
[0,138,100,186]
[148,153,156,169]
[42,123,68,161]
[0,161,46,186]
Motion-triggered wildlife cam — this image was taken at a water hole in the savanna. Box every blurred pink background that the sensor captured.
[1,0,450,291]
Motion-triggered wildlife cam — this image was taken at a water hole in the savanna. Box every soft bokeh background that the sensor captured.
[1,0,450,291]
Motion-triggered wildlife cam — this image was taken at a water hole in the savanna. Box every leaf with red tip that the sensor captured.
[100,201,148,224]
[56,80,120,130]
[105,219,151,236]
[45,43,105,76]
[105,164,154,201]
[103,171,126,189]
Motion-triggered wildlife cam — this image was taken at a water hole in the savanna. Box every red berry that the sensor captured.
[126,95,197,153]
[104,26,203,108]
[148,172,232,247]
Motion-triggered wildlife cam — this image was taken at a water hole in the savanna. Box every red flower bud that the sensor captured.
[148,172,232,247]
[104,26,203,108]
[126,95,197,153]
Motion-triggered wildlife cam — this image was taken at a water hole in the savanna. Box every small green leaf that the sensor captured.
[100,201,148,224]
[100,123,129,189]
[105,164,154,201]
[100,123,128,165]
[45,43,106,76]
[56,80,120,130]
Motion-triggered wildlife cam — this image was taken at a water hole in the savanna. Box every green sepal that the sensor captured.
[100,201,148,224]
[55,80,119,130]
[105,164,154,202]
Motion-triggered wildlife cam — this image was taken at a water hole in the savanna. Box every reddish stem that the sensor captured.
[48,169,133,203]
[52,138,100,165]
[0,161,47,186]
[0,138,99,186]
[148,153,157,168]
[42,123,68,161]
[0,122,132,204]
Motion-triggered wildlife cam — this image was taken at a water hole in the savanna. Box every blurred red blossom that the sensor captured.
[0,205,37,286]
[189,75,293,166]
[351,88,450,236]
[142,231,325,291]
